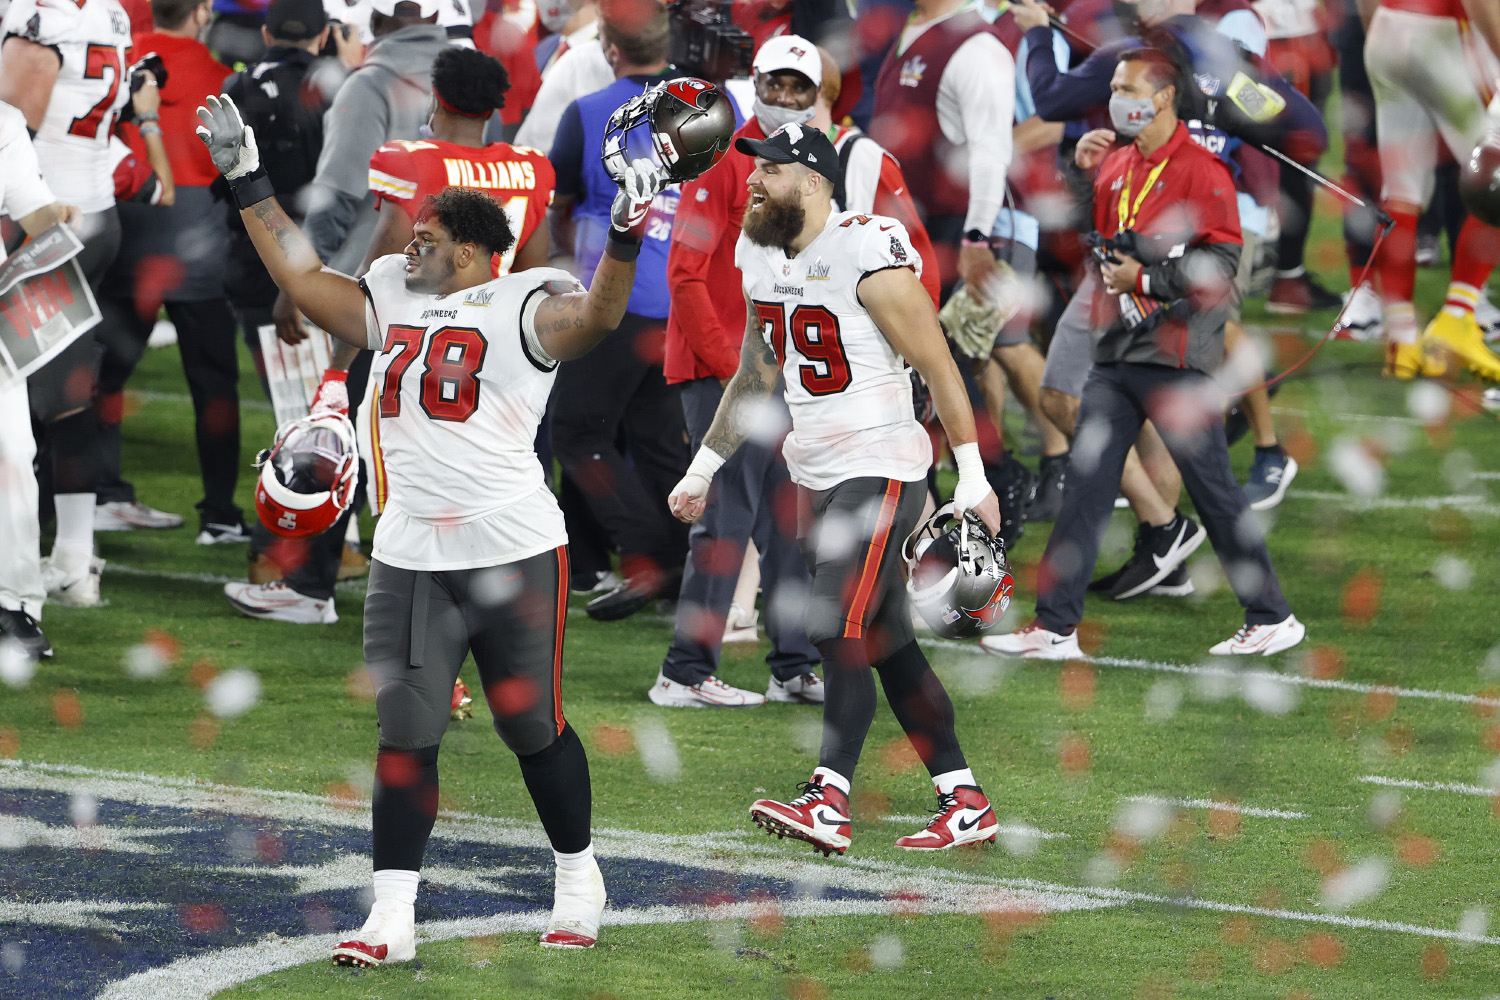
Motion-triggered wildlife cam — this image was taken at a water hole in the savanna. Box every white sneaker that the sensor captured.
[766,672,825,704]
[1477,295,1500,342]
[1208,614,1305,656]
[1484,387,1500,412]
[1337,282,1384,341]
[331,900,416,967]
[197,520,250,545]
[95,500,183,531]
[224,581,337,624]
[647,672,765,707]
[41,555,104,607]
[979,621,1082,660]
[570,570,621,596]
[723,602,760,643]
[541,857,606,949]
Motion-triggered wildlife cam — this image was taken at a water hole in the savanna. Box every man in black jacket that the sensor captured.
[982,49,1303,661]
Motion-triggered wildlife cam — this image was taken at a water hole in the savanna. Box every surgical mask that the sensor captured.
[753,97,815,135]
[1109,93,1157,137]
[539,1,572,33]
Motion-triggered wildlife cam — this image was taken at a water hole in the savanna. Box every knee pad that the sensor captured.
[375,677,448,750]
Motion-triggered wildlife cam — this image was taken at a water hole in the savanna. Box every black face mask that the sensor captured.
[1113,0,1141,36]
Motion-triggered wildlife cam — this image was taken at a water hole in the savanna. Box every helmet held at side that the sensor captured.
[903,502,1014,640]
[253,413,359,538]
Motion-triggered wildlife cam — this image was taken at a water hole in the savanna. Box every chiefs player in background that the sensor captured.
[197,79,666,961]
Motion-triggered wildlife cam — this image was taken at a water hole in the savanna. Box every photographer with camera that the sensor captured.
[982,48,1304,661]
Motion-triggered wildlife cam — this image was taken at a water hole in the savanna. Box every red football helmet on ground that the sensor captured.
[602,76,735,184]
[254,414,359,538]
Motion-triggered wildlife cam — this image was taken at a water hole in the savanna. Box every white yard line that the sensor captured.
[1122,794,1306,820]
[1358,775,1498,797]
[1285,490,1500,516]
[1270,405,1423,426]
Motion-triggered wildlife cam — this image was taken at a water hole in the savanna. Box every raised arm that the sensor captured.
[196,95,369,348]
[858,266,1001,535]
[666,290,781,524]
[525,158,663,362]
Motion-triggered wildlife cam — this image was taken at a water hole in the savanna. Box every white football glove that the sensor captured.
[667,446,726,524]
[610,156,664,235]
[194,94,261,180]
[950,441,993,518]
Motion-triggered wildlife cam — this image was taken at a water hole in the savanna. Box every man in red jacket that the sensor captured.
[96,0,246,544]
[652,35,824,709]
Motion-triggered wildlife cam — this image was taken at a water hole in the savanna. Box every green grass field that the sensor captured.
[5,217,1500,1000]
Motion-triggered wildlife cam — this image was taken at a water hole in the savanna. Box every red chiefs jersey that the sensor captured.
[367,138,555,275]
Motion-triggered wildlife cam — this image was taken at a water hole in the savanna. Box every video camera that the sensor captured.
[117,52,169,126]
[667,0,753,83]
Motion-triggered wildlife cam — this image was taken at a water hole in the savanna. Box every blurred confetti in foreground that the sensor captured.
[1320,856,1390,911]
[205,667,261,718]
[633,716,681,782]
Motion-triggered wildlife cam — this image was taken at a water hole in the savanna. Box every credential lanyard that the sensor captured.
[1117,158,1170,231]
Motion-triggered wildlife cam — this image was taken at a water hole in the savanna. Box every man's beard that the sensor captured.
[403,250,457,293]
[742,191,806,249]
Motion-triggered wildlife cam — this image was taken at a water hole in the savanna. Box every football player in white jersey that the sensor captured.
[195,93,665,964]
[0,0,132,606]
[668,123,1006,856]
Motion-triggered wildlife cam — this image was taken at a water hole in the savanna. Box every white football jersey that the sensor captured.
[0,0,131,212]
[736,210,932,491]
[360,254,579,571]
[0,102,55,220]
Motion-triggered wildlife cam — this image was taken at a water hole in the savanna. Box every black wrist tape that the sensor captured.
[229,168,274,210]
[604,229,641,262]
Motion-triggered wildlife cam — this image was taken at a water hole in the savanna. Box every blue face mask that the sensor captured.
[1109,93,1157,137]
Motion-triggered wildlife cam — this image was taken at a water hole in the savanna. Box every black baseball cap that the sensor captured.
[736,122,841,185]
[266,0,328,40]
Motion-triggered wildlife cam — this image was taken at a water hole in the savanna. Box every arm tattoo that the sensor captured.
[702,322,779,460]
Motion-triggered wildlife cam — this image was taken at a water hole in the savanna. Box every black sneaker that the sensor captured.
[1088,560,1129,593]
[984,452,1037,550]
[197,519,250,546]
[1110,513,1207,601]
[0,607,53,660]
[585,568,682,622]
[1146,563,1194,597]
[1027,453,1068,522]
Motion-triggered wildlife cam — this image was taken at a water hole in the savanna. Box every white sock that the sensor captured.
[51,493,95,565]
[933,768,977,795]
[554,843,595,873]
[371,869,420,906]
[1385,302,1419,344]
[812,767,850,796]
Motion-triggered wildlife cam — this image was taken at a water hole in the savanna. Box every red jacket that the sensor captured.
[128,32,231,188]
[664,117,763,384]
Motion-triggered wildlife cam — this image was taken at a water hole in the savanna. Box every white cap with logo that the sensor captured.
[368,0,441,17]
[751,34,822,87]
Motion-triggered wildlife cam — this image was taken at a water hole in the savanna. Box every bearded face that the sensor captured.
[742,177,807,250]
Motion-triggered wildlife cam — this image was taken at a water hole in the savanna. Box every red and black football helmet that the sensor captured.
[602,76,735,185]
[253,413,359,538]
[1461,127,1500,228]
[903,503,1015,640]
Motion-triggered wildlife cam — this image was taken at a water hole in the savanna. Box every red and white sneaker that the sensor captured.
[895,786,999,850]
[331,901,415,968]
[979,621,1082,660]
[451,678,473,720]
[749,779,851,856]
[1208,614,1305,656]
[540,857,606,949]
[223,580,336,624]
[647,672,766,708]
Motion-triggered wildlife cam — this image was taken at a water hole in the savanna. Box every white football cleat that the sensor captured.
[979,621,1082,660]
[766,672,825,704]
[541,857,606,949]
[895,785,999,850]
[1336,282,1384,341]
[224,581,337,624]
[647,672,765,707]
[722,602,760,643]
[1209,614,1305,656]
[41,555,104,607]
[95,500,184,530]
[331,900,416,968]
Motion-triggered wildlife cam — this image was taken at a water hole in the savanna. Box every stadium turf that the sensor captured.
[4,221,1500,999]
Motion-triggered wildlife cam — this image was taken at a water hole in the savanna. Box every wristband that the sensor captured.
[228,167,274,210]
[952,441,984,484]
[604,228,641,261]
[138,123,162,136]
[136,111,160,123]
[321,368,348,383]
[685,446,726,482]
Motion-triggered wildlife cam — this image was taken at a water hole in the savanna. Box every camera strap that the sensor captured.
[1116,158,1170,231]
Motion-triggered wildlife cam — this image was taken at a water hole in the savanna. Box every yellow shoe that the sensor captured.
[1420,310,1500,381]
[337,543,370,581]
[1383,340,1432,379]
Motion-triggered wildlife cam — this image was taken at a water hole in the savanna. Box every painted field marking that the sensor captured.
[1122,795,1307,820]
[1358,775,1498,798]
[1270,405,1423,426]
[926,639,1500,712]
[1285,490,1500,517]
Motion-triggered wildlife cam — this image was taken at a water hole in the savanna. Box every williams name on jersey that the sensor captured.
[736,211,931,491]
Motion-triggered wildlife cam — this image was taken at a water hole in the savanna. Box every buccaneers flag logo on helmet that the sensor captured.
[602,76,735,185]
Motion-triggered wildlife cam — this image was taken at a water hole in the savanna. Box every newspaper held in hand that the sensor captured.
[257,321,332,425]
[0,225,102,386]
